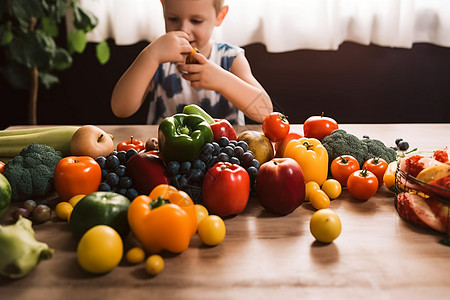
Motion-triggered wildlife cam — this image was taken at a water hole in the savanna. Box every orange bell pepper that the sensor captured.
[128,184,197,254]
[284,137,329,185]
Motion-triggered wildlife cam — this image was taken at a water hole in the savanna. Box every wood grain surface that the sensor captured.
[1,123,450,300]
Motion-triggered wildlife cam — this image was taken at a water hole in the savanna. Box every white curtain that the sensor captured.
[79,0,450,52]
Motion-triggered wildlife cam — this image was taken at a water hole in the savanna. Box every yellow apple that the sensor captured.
[70,125,114,158]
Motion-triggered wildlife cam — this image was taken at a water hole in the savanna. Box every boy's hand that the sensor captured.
[148,31,193,64]
[177,52,228,91]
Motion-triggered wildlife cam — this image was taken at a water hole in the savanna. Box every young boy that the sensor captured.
[111,0,273,125]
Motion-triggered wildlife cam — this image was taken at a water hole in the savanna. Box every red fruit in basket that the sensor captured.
[425,196,449,230]
[396,192,446,233]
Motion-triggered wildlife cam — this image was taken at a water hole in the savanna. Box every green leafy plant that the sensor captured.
[0,0,110,124]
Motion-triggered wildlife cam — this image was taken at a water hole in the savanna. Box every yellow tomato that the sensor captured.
[77,225,123,274]
[69,194,85,207]
[305,181,320,201]
[321,179,342,199]
[126,247,146,264]
[197,215,226,246]
[309,189,330,210]
[310,209,342,243]
[145,255,164,276]
[194,204,209,225]
[55,201,73,221]
[383,161,398,190]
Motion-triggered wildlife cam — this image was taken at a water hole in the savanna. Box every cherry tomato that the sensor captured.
[310,208,342,243]
[305,181,320,201]
[197,215,226,246]
[55,201,73,221]
[195,204,209,225]
[145,254,164,275]
[303,113,338,141]
[330,155,360,186]
[0,161,5,173]
[309,189,330,210]
[262,112,290,142]
[321,179,342,199]
[117,136,145,152]
[363,157,388,186]
[126,247,146,264]
[347,169,379,201]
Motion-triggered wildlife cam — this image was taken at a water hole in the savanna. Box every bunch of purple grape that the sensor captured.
[95,149,139,201]
[166,137,260,203]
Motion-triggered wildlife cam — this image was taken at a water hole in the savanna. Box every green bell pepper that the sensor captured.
[69,191,130,240]
[158,113,214,163]
[182,104,215,125]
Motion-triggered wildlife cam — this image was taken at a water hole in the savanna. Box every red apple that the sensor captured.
[70,125,114,158]
[256,158,306,215]
[274,132,303,158]
[210,119,237,142]
[303,113,338,141]
[126,151,169,195]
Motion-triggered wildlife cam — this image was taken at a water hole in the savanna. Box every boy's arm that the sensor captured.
[111,32,193,118]
[179,52,273,123]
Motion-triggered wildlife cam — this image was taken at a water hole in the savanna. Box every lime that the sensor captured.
[0,173,12,219]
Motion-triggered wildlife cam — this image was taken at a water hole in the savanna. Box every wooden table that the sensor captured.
[1,123,450,300]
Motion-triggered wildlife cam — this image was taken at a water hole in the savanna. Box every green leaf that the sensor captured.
[7,30,55,69]
[40,17,59,37]
[72,2,98,32]
[11,0,44,31]
[67,29,87,54]
[51,48,73,70]
[0,24,14,46]
[39,71,59,89]
[0,63,30,90]
[96,41,110,65]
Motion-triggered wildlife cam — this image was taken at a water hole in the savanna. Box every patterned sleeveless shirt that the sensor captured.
[146,42,245,125]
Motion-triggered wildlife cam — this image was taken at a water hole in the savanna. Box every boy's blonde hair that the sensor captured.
[213,0,224,15]
[162,0,224,15]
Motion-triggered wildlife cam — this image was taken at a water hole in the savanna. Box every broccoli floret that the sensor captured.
[321,129,396,168]
[4,143,63,201]
[362,137,397,164]
[321,129,368,166]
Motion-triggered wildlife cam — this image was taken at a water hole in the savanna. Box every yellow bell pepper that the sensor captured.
[283,138,328,185]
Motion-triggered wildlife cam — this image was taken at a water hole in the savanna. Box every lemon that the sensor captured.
[77,225,123,274]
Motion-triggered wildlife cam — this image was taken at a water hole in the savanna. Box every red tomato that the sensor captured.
[54,156,102,202]
[347,169,379,201]
[303,113,338,141]
[262,112,290,142]
[117,136,145,152]
[0,161,5,174]
[363,157,388,186]
[202,162,250,217]
[330,155,360,186]
[274,132,303,158]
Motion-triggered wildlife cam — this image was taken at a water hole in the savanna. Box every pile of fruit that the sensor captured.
[0,107,448,279]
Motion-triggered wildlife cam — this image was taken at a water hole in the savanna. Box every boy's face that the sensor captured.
[163,0,222,55]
